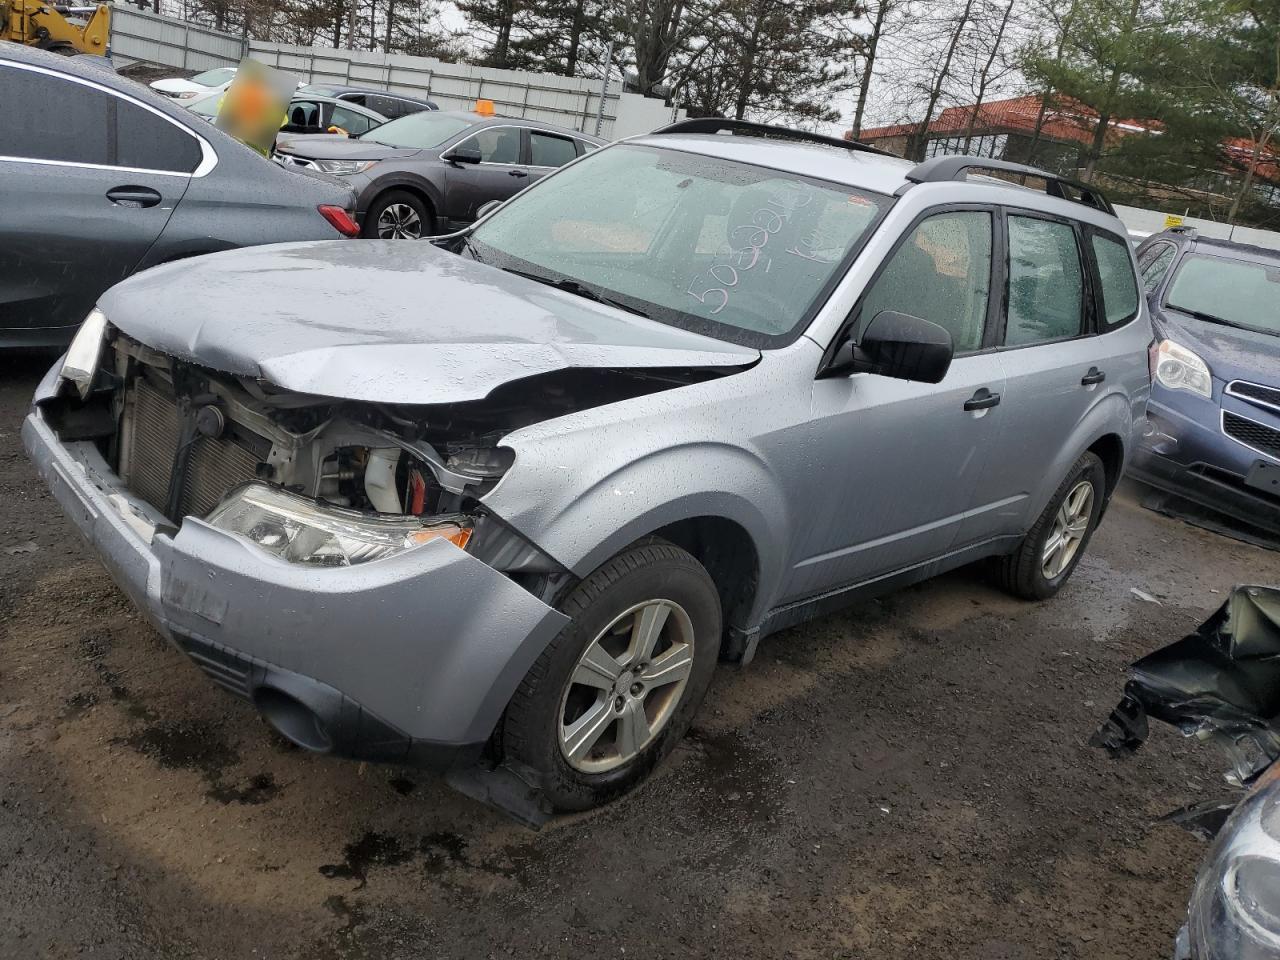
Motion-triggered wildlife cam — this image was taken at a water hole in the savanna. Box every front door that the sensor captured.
[441,126,531,223]
[782,208,1009,600]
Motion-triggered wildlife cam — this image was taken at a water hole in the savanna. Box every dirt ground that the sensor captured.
[3,349,1277,960]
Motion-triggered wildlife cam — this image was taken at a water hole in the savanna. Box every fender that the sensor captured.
[507,441,790,628]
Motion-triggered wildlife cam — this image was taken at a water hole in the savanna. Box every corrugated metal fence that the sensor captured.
[108,7,632,137]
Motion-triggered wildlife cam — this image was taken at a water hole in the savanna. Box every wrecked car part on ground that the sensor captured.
[25,121,1153,821]
[1093,585,1280,786]
[1092,586,1280,960]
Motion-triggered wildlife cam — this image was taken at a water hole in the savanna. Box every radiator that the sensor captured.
[121,376,262,521]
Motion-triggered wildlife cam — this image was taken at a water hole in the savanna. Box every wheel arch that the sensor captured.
[364,178,440,222]
[647,515,761,654]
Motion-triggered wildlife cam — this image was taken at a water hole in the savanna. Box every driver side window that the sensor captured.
[857,210,993,354]
[465,127,523,164]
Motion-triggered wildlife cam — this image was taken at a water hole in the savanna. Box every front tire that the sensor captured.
[503,541,721,812]
[998,451,1106,600]
[361,190,433,239]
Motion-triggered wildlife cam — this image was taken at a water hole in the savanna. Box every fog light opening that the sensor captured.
[254,688,332,753]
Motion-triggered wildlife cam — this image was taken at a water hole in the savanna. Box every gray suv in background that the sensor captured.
[0,45,358,348]
[273,110,604,238]
[23,120,1151,821]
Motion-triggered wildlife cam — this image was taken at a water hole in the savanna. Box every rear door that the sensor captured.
[0,61,200,343]
[440,125,531,222]
[956,209,1106,543]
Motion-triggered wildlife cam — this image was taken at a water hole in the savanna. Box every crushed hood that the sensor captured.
[100,241,759,404]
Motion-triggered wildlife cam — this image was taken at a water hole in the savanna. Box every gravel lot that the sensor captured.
[2,349,1277,960]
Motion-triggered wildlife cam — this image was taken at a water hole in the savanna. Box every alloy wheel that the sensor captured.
[1041,479,1094,580]
[557,599,695,774]
[375,203,422,239]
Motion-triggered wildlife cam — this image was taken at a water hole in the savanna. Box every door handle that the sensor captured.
[1081,367,1106,386]
[508,169,529,178]
[963,388,1001,411]
[106,186,162,208]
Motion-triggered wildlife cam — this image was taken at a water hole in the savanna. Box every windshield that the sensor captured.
[191,68,235,87]
[468,144,889,346]
[1166,253,1280,337]
[359,112,472,148]
[189,93,220,117]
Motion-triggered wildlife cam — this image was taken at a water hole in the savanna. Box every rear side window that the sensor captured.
[530,132,577,168]
[1005,215,1084,346]
[858,211,993,353]
[1,66,112,164]
[116,100,201,172]
[1140,242,1176,291]
[1091,233,1139,329]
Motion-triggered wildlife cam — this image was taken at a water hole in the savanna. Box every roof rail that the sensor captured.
[651,117,893,157]
[900,155,1115,215]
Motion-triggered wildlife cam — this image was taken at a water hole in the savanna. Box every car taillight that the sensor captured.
[318,205,360,238]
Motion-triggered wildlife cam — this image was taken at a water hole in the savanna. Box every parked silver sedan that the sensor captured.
[23,120,1152,820]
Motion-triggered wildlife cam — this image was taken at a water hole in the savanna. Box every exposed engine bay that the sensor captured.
[42,330,732,558]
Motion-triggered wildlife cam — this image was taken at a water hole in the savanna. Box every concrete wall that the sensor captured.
[108,7,684,139]
[1114,203,1280,252]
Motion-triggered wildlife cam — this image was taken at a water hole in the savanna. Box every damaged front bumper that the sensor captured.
[21,375,569,773]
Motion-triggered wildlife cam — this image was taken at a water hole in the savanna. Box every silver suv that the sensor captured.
[23,119,1152,821]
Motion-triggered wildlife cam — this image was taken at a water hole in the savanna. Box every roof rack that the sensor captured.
[651,118,893,157]
[900,155,1115,215]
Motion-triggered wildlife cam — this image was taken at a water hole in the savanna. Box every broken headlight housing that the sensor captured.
[1185,765,1280,959]
[206,482,471,567]
[60,307,108,399]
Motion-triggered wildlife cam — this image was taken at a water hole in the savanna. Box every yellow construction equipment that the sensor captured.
[1,0,110,55]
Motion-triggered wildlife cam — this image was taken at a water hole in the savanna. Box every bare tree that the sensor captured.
[960,0,1017,151]
[906,0,978,160]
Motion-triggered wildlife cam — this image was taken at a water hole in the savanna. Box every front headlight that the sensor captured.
[59,307,108,399]
[206,482,471,566]
[1187,766,1280,959]
[1154,339,1213,398]
[314,159,377,176]
[175,90,200,99]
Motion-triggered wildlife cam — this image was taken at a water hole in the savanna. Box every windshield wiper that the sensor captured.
[1171,306,1257,331]
[501,267,651,318]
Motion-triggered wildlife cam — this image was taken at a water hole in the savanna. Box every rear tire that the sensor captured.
[503,540,721,812]
[998,452,1106,600]
[361,190,433,239]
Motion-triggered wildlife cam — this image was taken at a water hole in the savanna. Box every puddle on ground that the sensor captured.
[320,832,414,889]
[115,719,240,782]
[318,827,546,889]
[207,772,280,805]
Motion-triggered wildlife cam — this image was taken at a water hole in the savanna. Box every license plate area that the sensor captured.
[1245,460,1280,498]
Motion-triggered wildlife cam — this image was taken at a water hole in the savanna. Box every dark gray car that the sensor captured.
[0,45,359,349]
[272,109,604,238]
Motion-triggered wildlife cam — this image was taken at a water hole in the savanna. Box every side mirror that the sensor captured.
[475,199,503,219]
[826,310,954,384]
[444,146,482,165]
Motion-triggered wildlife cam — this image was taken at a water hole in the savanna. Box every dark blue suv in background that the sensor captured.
[1133,228,1280,536]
